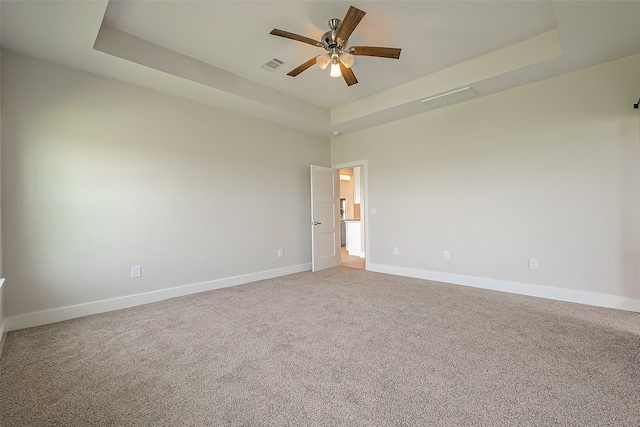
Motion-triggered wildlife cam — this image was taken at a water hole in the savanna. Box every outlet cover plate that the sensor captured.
[131,265,142,278]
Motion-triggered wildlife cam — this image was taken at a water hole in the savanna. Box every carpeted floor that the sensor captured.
[1,267,639,426]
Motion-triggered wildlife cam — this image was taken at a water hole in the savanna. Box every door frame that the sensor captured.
[332,159,369,271]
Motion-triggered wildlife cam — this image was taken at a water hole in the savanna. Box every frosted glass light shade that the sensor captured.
[316,54,331,69]
[340,52,354,68]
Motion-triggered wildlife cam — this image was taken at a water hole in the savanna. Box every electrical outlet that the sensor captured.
[529,258,539,270]
[277,249,284,258]
[131,265,142,278]
[443,250,450,260]
[393,247,399,256]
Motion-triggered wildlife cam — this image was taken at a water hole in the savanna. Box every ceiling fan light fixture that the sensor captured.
[330,56,342,77]
[316,54,331,70]
[339,52,354,68]
[269,5,400,86]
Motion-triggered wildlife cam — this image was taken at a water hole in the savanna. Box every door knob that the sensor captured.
[313,221,322,225]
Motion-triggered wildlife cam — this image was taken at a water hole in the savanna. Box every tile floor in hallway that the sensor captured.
[340,247,365,269]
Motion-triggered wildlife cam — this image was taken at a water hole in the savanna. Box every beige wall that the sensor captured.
[0,14,4,340]
[1,50,330,320]
[3,48,640,326]
[332,54,640,302]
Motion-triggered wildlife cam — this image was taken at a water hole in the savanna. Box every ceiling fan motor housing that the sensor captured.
[321,19,347,54]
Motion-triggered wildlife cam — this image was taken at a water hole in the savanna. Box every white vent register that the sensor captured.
[261,58,285,72]
[420,87,477,109]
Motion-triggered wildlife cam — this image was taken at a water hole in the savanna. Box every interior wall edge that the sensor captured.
[0,280,4,357]
[367,262,640,314]
[0,329,6,359]
[4,263,311,333]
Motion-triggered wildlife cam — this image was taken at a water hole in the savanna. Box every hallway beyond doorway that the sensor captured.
[340,247,365,269]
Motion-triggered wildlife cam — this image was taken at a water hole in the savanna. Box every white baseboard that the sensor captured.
[367,263,640,313]
[0,326,6,359]
[0,329,7,357]
[6,262,638,333]
[0,278,5,357]
[5,263,311,332]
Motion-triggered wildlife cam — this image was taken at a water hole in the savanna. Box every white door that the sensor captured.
[310,165,340,271]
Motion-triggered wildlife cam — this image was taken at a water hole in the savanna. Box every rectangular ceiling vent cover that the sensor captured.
[261,58,286,72]
[420,87,477,109]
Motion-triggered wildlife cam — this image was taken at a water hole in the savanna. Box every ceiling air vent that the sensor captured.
[420,87,477,109]
[261,58,286,72]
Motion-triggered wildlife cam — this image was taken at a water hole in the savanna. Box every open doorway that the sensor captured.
[338,165,366,269]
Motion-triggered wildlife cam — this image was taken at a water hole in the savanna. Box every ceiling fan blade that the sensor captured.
[349,46,401,59]
[336,6,366,42]
[287,57,319,77]
[340,63,358,86]
[270,29,322,47]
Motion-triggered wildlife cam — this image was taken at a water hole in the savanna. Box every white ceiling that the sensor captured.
[2,1,640,137]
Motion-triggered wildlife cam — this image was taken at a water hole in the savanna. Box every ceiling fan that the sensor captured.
[269,5,401,86]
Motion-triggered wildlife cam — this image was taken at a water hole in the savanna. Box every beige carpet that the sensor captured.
[1,267,639,426]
